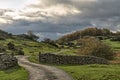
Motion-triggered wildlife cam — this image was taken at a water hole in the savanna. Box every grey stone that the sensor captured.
[0,53,18,69]
[39,53,109,65]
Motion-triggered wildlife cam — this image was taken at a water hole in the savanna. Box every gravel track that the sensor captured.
[17,56,74,80]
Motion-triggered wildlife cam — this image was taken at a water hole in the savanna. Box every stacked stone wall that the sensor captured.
[39,53,108,65]
[0,53,18,69]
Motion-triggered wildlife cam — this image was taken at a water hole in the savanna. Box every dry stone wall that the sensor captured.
[39,53,108,65]
[0,53,18,69]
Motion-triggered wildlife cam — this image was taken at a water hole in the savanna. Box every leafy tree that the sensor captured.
[43,38,58,47]
[43,38,53,43]
[102,28,111,36]
[27,30,39,40]
[7,42,15,50]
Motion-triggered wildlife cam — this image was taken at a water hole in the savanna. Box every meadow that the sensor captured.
[0,38,120,80]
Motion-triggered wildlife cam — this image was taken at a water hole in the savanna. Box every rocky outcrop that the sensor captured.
[39,53,108,65]
[0,53,18,69]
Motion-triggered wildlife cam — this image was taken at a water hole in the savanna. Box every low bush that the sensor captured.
[77,37,114,60]
[18,49,24,55]
[7,42,15,50]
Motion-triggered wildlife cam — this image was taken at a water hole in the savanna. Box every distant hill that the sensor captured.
[56,27,120,43]
[0,29,58,63]
[0,29,13,40]
[0,29,39,41]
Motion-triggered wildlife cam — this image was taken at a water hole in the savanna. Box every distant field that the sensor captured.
[58,64,120,80]
[0,66,28,80]
[104,39,120,51]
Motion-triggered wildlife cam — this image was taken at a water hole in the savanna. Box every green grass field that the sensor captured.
[0,38,120,80]
[58,64,120,80]
[0,66,28,80]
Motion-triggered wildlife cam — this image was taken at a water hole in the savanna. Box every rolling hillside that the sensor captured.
[0,29,59,63]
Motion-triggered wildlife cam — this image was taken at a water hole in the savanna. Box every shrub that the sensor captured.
[7,42,15,50]
[0,44,6,53]
[18,49,24,55]
[42,38,58,48]
[77,37,114,60]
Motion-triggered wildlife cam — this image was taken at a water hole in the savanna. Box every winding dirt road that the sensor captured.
[17,56,74,80]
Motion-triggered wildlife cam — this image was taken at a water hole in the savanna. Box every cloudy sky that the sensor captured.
[0,0,120,40]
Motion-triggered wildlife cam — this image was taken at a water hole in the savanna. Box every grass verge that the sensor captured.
[0,66,29,80]
[57,64,120,80]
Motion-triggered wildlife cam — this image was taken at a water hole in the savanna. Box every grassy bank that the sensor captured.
[0,66,28,80]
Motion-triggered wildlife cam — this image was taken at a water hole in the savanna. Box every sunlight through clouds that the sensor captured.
[0,0,26,9]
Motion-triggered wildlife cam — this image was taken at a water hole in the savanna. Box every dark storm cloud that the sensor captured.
[1,19,91,33]
[21,0,120,20]
[27,0,120,31]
